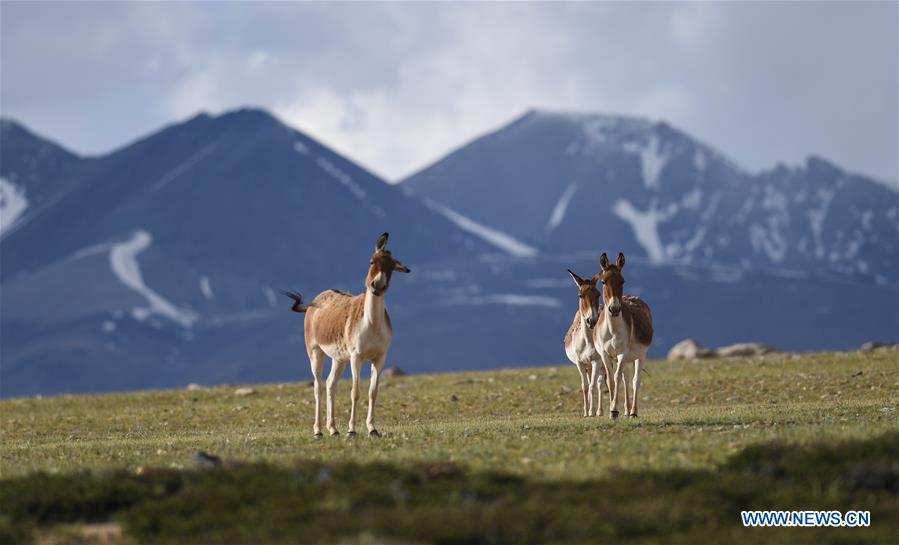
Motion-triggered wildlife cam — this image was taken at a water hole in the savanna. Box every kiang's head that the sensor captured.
[367,232,410,296]
[599,252,626,317]
[567,269,601,329]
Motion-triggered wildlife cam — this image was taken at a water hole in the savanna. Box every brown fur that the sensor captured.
[564,313,583,346]
[622,295,653,345]
[598,253,653,347]
[303,290,391,350]
[287,232,409,436]
[567,269,602,331]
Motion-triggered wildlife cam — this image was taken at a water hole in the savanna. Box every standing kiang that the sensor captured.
[593,252,654,418]
[563,269,618,417]
[282,232,410,438]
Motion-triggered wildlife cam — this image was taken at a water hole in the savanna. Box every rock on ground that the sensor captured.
[715,343,777,358]
[860,341,898,353]
[667,339,714,360]
[193,451,223,470]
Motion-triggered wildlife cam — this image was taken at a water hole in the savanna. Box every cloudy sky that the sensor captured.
[2,1,896,184]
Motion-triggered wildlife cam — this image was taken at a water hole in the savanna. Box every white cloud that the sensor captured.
[1,2,896,184]
[667,3,725,50]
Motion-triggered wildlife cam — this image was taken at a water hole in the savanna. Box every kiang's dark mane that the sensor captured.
[328,289,353,297]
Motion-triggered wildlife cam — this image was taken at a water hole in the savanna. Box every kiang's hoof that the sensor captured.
[369,429,381,438]
[330,431,340,437]
[629,413,639,418]
[346,431,357,438]
[610,410,620,419]
[314,432,324,440]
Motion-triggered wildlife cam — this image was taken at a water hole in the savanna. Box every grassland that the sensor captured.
[1,350,897,544]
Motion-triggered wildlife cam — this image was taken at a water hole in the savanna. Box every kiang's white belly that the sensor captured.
[567,331,597,365]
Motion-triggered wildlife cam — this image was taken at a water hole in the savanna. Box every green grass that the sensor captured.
[1,351,897,543]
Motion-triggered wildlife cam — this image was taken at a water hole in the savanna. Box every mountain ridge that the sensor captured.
[402,108,898,284]
[2,107,896,397]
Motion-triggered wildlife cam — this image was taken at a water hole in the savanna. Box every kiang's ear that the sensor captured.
[589,272,602,285]
[375,232,389,251]
[393,260,411,273]
[567,269,585,287]
[616,252,625,270]
[599,253,609,271]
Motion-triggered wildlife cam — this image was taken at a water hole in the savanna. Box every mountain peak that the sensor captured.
[0,117,79,160]
[522,108,655,130]
[162,108,285,140]
[213,106,283,127]
[805,154,844,176]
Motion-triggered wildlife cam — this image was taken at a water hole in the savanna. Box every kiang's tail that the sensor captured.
[279,289,310,313]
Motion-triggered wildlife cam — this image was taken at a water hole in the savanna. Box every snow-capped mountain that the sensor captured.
[0,109,495,396]
[403,110,898,283]
[1,108,896,397]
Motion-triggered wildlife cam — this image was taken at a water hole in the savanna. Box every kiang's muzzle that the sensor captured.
[370,278,388,296]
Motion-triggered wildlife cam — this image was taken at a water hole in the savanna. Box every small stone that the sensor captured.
[667,338,714,360]
[528,374,538,380]
[851,370,863,377]
[186,383,203,391]
[860,341,897,353]
[715,342,777,358]
[193,451,223,470]
[234,388,257,397]
[450,394,459,402]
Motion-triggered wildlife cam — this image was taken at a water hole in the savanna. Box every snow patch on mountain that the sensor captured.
[566,117,616,155]
[692,149,707,171]
[545,184,578,232]
[447,293,562,307]
[69,242,114,260]
[681,188,702,210]
[750,222,788,263]
[750,185,791,263]
[293,141,309,155]
[612,199,676,263]
[667,227,707,261]
[527,278,574,289]
[200,276,214,300]
[316,157,366,199]
[109,230,198,328]
[263,287,277,306]
[623,134,668,188]
[808,188,836,259]
[423,198,537,257]
[0,176,28,236]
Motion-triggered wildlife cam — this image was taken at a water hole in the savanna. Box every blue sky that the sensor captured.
[1,1,896,184]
